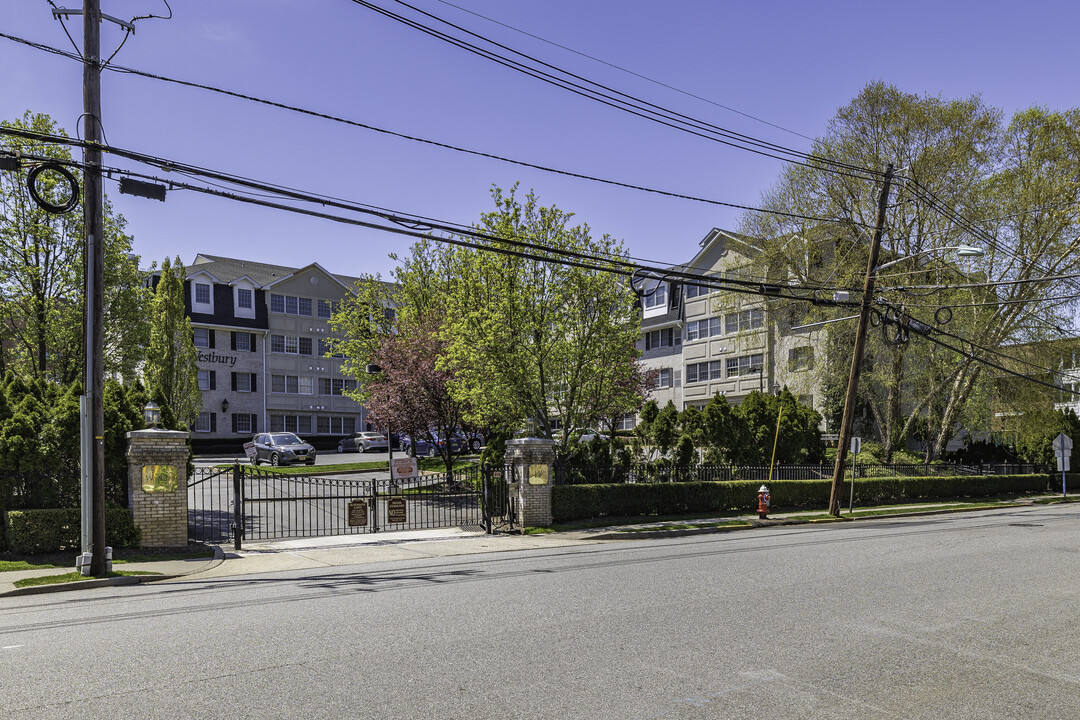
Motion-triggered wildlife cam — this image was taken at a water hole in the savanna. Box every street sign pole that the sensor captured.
[1052,433,1072,499]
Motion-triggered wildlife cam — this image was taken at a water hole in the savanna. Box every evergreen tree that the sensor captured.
[144,256,200,428]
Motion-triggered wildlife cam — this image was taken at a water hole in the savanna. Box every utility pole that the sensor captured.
[828,164,894,517]
[82,0,107,576]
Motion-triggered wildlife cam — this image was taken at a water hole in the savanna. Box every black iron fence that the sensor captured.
[188,463,515,547]
[553,462,1052,485]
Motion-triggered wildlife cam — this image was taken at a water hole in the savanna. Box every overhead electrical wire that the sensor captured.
[9,128,1075,397]
[433,0,817,143]
[346,0,884,182]
[0,31,870,234]
[0,126,856,303]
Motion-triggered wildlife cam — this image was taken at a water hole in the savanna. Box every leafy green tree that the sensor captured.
[442,186,645,450]
[741,84,1080,460]
[0,112,149,383]
[144,256,200,428]
[699,393,747,465]
[651,400,680,463]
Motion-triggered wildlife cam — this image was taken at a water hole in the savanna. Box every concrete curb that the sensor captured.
[0,545,225,598]
[587,499,1041,540]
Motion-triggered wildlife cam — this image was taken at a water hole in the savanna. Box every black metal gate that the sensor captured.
[188,463,515,548]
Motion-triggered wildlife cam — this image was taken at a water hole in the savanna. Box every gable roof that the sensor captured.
[189,254,366,290]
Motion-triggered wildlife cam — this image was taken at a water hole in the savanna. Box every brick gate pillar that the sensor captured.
[126,429,190,547]
[504,437,555,527]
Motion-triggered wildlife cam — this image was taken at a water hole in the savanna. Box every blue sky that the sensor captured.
[2,1,1078,279]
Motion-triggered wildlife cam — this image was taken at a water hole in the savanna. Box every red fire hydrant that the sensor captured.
[757,485,770,519]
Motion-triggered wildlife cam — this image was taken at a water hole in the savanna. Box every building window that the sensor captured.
[643,281,667,309]
[726,354,764,378]
[788,346,815,372]
[284,336,298,354]
[194,283,211,305]
[198,370,216,391]
[233,372,253,393]
[644,328,680,350]
[193,412,215,433]
[686,361,724,384]
[236,288,253,310]
[234,332,251,352]
[193,327,210,348]
[684,283,710,300]
[725,308,765,334]
[318,300,332,319]
[685,317,723,342]
[233,413,253,434]
[298,377,313,395]
[650,368,673,389]
[271,415,312,434]
[270,294,313,316]
[298,337,313,356]
[270,335,285,353]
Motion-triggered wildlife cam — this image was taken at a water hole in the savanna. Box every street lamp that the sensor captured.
[143,401,161,429]
[874,245,984,273]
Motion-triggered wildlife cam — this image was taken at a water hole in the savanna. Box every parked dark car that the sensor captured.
[248,433,316,466]
[337,432,389,453]
[400,434,433,457]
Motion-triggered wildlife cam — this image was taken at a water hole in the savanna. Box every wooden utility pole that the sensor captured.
[828,164,894,517]
[82,0,107,575]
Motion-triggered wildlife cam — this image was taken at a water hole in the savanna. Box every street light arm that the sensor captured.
[874,245,985,273]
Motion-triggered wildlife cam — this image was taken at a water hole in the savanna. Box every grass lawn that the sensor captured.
[0,545,216,574]
[14,570,162,588]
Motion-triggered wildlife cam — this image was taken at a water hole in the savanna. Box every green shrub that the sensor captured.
[5,508,141,554]
[552,474,1051,523]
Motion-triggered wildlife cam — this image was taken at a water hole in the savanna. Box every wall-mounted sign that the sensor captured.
[347,499,368,526]
[528,463,549,485]
[142,465,179,493]
[196,351,237,367]
[387,497,407,524]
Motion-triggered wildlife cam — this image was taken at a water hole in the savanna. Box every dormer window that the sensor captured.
[643,281,667,310]
[194,283,211,305]
[237,288,252,309]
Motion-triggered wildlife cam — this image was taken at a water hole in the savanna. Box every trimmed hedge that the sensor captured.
[552,474,1052,523]
[5,508,141,554]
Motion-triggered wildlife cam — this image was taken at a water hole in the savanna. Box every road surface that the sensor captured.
[3,504,1079,718]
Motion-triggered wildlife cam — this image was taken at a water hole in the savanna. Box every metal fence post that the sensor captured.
[232,462,243,551]
[371,478,379,533]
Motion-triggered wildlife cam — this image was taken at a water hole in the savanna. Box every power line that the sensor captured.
[347,0,884,182]
[432,0,817,143]
[0,31,870,232]
[2,126,858,303]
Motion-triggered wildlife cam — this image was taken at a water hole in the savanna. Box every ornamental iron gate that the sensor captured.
[188,463,515,548]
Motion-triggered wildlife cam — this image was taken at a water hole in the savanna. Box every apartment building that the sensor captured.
[183,254,375,450]
[634,228,829,424]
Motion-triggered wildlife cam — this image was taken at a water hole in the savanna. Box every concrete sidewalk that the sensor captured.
[2,496,1064,597]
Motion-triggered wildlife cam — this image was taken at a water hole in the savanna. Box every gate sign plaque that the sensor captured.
[347,499,369,527]
[387,496,407,524]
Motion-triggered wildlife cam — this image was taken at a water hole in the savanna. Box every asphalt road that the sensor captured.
[4,504,1080,719]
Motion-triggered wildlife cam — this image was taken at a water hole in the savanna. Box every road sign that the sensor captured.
[851,437,862,455]
[1053,433,1073,453]
[1056,455,1071,472]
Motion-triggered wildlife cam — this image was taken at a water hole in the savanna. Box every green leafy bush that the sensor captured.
[5,508,141,554]
[552,474,1051,523]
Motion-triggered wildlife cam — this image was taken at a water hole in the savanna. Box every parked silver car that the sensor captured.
[249,433,317,466]
[337,432,389,453]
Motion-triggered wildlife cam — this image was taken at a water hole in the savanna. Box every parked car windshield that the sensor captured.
[270,433,303,445]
